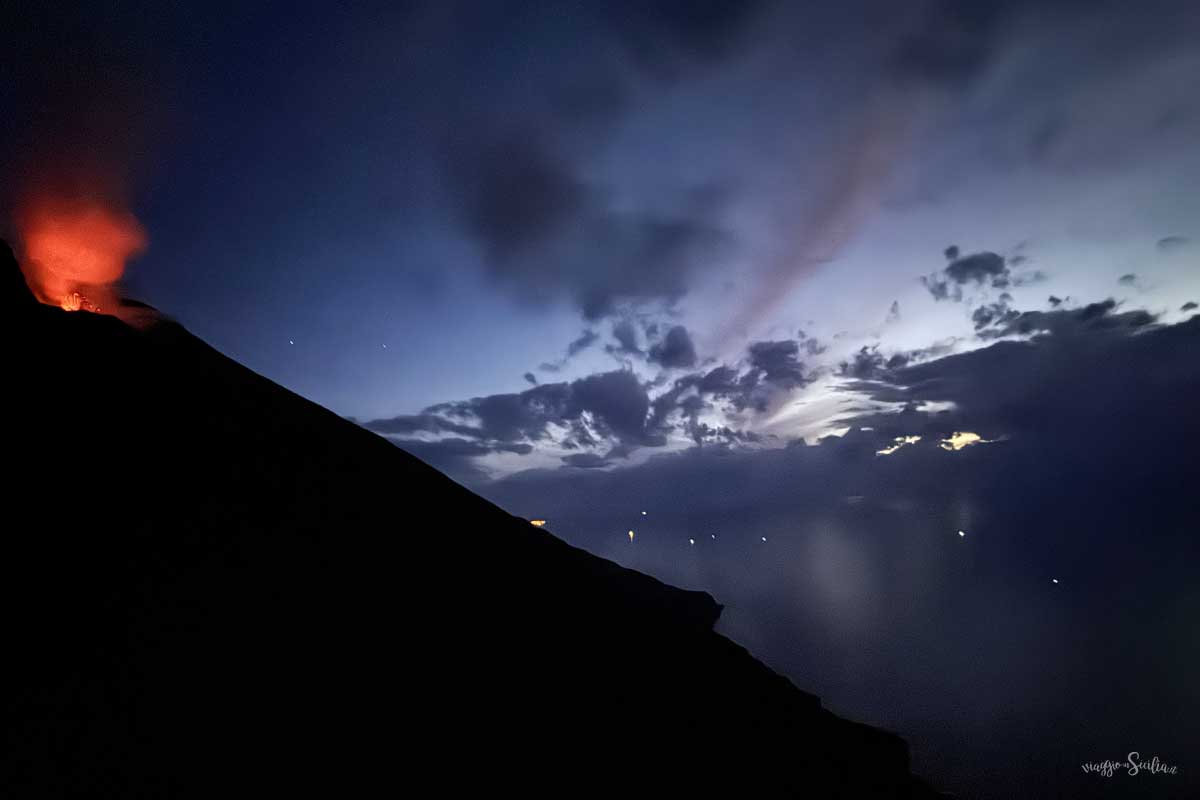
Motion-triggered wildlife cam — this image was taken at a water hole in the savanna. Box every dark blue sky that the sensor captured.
[4,2,1199,796]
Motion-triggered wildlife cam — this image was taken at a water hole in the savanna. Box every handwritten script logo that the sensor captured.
[1081,752,1179,778]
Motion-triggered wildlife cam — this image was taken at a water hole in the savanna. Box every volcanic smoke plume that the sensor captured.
[15,192,147,313]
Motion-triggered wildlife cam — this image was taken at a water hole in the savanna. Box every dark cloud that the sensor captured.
[567,329,600,357]
[648,325,698,369]
[697,365,742,395]
[1118,273,1138,286]
[434,2,756,320]
[602,0,773,74]
[482,313,1200,799]
[460,189,733,320]
[369,367,665,460]
[570,369,655,443]
[562,452,612,469]
[358,413,481,439]
[801,336,828,356]
[840,346,887,380]
[643,339,814,441]
[977,298,1156,339]
[924,248,1047,301]
[384,437,534,484]
[886,300,901,323]
[971,299,1020,331]
[1182,301,1198,312]
[447,133,588,263]
[1048,295,1064,307]
[608,319,643,356]
[747,339,807,389]
[945,251,1007,285]
[539,328,600,372]
[524,372,538,386]
[684,420,764,447]
[921,273,960,302]
[889,1,1014,88]
[841,316,1192,490]
[1007,269,1046,287]
[1157,235,1189,252]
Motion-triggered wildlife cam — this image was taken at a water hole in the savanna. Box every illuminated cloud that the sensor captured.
[938,431,994,451]
[876,435,922,456]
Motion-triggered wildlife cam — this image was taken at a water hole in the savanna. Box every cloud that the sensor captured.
[945,251,1007,285]
[747,339,807,389]
[562,452,612,469]
[924,247,1048,301]
[980,298,1157,339]
[365,367,664,476]
[384,437,534,484]
[648,325,698,369]
[608,319,643,356]
[886,300,901,324]
[1157,235,1189,252]
[567,329,600,357]
[432,1,763,321]
[1182,301,1198,312]
[570,369,656,444]
[840,346,887,380]
[845,304,1182,447]
[602,0,773,73]
[480,313,1200,799]
[447,133,588,264]
[539,328,600,372]
[971,299,1020,331]
[888,0,1011,88]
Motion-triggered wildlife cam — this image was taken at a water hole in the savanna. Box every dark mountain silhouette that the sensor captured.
[2,239,943,798]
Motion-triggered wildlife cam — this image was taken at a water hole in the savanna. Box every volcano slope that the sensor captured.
[1,240,941,798]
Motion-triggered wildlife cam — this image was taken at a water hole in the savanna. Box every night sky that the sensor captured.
[4,2,1199,796]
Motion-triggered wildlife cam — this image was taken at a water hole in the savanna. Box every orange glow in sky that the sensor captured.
[17,193,147,311]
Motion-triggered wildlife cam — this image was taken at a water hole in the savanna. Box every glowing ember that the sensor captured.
[17,192,147,312]
[61,292,83,312]
[530,519,547,527]
[628,530,635,542]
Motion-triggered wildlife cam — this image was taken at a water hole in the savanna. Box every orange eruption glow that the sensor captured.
[17,193,147,313]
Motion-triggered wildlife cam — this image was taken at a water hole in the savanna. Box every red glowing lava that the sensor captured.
[17,193,147,312]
